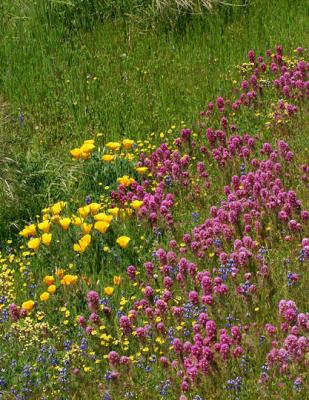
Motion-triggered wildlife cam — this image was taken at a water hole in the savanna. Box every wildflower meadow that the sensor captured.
[0,1,308,400]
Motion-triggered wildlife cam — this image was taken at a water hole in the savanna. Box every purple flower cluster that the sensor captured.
[105,46,308,396]
[265,301,308,374]
[112,179,175,227]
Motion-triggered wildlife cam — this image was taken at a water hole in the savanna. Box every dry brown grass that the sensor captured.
[154,0,213,14]
[0,97,10,129]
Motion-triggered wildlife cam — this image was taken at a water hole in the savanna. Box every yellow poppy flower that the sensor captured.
[28,237,41,251]
[108,207,119,217]
[94,213,113,223]
[48,284,56,294]
[78,206,90,219]
[19,224,37,238]
[135,166,148,174]
[55,269,65,278]
[81,234,92,246]
[122,139,134,149]
[80,142,95,153]
[61,274,78,285]
[59,218,71,230]
[116,236,131,248]
[82,223,93,234]
[51,215,60,224]
[40,292,50,301]
[117,175,135,187]
[43,275,55,286]
[70,148,82,158]
[51,201,65,215]
[106,142,121,151]
[104,287,114,296]
[81,151,90,160]
[22,300,35,312]
[38,220,51,233]
[130,200,143,211]
[102,154,115,162]
[94,221,110,234]
[72,216,83,226]
[89,203,101,215]
[41,233,52,246]
[113,276,121,286]
[42,213,50,221]
[73,234,91,253]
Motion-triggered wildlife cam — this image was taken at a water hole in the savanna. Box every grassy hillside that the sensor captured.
[0,1,308,399]
[0,0,308,238]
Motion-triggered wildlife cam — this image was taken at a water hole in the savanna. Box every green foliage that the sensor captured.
[0,0,308,239]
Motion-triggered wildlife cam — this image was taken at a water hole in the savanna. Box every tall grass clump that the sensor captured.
[29,0,248,33]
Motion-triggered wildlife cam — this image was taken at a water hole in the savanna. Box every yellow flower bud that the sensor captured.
[116,236,131,249]
[40,292,50,301]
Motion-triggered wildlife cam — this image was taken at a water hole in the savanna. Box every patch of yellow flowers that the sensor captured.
[70,137,137,163]
[20,135,152,257]
[70,139,95,160]
[20,198,137,255]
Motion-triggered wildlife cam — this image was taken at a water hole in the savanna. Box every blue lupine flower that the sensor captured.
[293,377,302,391]
[104,392,111,400]
[80,337,88,351]
[20,111,25,124]
[85,196,92,205]
[165,175,172,186]
[105,370,113,381]
[226,376,243,392]
[22,365,31,378]
[192,212,200,223]
[240,163,246,175]
[0,377,7,388]
[64,340,72,351]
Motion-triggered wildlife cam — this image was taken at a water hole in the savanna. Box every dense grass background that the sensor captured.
[0,0,308,239]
